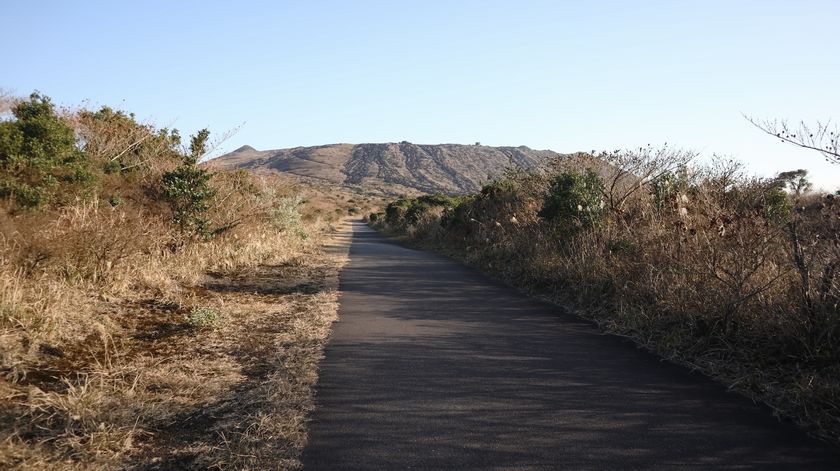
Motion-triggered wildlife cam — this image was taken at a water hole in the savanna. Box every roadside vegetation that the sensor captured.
[373,143,840,446]
[0,92,365,469]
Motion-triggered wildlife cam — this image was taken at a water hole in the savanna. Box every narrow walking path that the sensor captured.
[302,222,839,470]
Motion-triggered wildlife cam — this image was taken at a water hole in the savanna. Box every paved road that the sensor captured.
[302,222,839,470]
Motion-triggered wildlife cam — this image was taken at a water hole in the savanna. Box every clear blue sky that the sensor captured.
[5,0,839,188]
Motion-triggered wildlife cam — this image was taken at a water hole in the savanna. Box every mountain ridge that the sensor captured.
[208,142,564,194]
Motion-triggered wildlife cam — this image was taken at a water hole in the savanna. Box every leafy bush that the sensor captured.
[480,175,520,198]
[161,129,216,237]
[764,185,792,221]
[650,166,690,212]
[385,197,413,227]
[268,193,307,238]
[538,170,606,231]
[0,92,93,207]
[415,193,464,208]
[76,105,181,173]
[382,194,466,228]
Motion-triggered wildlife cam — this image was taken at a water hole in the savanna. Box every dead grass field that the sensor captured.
[0,217,351,470]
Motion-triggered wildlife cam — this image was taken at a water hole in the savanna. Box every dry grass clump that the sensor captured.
[378,149,840,446]
[0,92,356,469]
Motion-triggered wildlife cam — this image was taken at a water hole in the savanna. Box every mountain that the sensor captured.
[207,142,564,194]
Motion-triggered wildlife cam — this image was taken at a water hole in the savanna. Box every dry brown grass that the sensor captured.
[0,205,352,470]
[131,221,352,470]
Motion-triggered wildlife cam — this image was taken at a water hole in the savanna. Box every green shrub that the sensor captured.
[538,170,606,231]
[480,175,520,198]
[415,193,464,208]
[404,201,432,225]
[385,198,412,226]
[651,166,690,212]
[764,185,792,221]
[383,194,465,228]
[0,92,93,207]
[264,193,307,238]
[161,129,216,237]
[77,105,182,173]
[762,169,811,222]
[439,196,478,232]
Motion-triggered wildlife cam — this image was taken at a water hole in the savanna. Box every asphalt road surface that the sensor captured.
[301,222,839,470]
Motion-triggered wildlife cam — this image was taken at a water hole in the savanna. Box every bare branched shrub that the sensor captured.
[747,116,840,164]
[576,145,696,214]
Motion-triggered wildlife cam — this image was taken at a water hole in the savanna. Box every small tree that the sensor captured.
[161,129,216,238]
[775,169,812,196]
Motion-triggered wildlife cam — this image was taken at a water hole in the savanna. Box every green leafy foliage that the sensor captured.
[188,128,210,163]
[384,194,466,228]
[161,129,216,237]
[187,306,221,328]
[538,170,606,231]
[77,105,182,172]
[764,185,793,222]
[0,92,93,207]
[385,197,412,226]
[480,174,520,198]
[650,166,690,212]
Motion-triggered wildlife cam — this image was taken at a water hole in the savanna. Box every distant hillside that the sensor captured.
[208,142,564,194]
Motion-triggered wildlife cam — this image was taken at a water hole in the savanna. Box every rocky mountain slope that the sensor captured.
[207,142,563,194]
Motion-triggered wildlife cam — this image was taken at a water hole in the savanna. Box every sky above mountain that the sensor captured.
[5,0,839,189]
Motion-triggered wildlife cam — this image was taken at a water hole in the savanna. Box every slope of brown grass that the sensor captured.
[0,93,366,469]
[0,213,351,470]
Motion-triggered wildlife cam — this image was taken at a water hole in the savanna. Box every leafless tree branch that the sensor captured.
[745,115,840,164]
